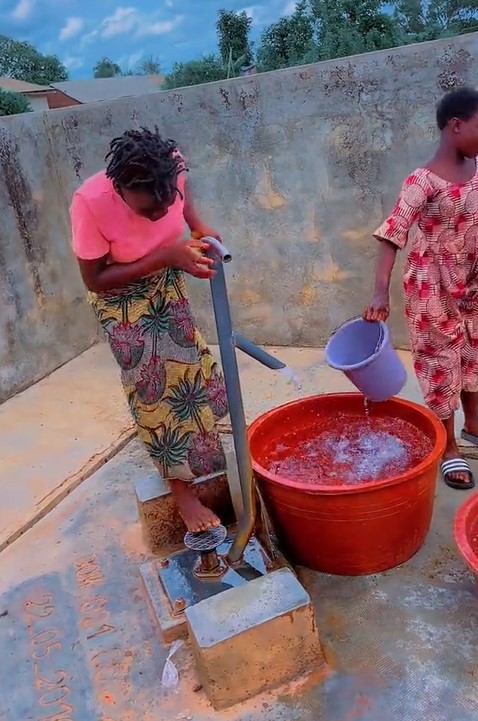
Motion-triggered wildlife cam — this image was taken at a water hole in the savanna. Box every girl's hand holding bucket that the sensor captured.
[363,293,390,323]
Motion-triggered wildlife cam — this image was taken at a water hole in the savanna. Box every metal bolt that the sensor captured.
[174,597,186,612]
[159,558,169,568]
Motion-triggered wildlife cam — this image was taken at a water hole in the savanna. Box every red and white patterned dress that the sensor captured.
[374,167,478,419]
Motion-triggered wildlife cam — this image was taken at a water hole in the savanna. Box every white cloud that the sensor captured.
[80,29,98,46]
[241,6,259,20]
[98,6,183,38]
[126,51,143,69]
[283,0,298,14]
[100,7,140,38]
[63,56,84,71]
[60,17,85,42]
[139,16,183,36]
[11,0,35,21]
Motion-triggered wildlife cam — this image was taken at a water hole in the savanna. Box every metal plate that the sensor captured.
[158,535,269,613]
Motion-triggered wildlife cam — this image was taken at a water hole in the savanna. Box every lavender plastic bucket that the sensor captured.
[325,319,407,402]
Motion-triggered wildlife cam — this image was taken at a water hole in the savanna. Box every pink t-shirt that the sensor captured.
[70,170,186,263]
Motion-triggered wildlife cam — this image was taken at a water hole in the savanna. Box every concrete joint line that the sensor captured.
[0,426,136,554]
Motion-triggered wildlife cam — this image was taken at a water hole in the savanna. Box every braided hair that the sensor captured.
[105,126,187,202]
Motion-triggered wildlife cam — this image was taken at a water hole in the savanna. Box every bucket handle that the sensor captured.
[329,315,362,338]
[329,316,384,354]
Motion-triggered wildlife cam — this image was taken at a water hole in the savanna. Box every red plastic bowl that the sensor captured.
[454,493,478,583]
[248,393,446,576]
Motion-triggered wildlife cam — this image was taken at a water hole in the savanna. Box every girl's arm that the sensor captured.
[78,252,171,293]
[364,171,431,322]
[71,193,213,293]
[364,240,397,322]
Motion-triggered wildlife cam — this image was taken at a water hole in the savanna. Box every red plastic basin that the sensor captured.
[248,393,446,576]
[454,493,478,585]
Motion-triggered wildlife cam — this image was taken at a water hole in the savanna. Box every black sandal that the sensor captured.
[440,458,475,490]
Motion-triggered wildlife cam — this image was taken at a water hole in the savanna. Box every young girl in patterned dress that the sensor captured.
[70,127,228,531]
[364,87,478,490]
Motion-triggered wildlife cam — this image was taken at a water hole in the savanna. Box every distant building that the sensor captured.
[50,75,164,105]
[0,77,77,110]
[0,74,165,112]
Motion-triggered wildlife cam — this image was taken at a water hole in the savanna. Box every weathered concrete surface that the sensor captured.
[2,34,478,400]
[186,568,325,709]
[0,391,477,720]
[0,114,98,402]
[1,339,427,553]
[0,344,133,551]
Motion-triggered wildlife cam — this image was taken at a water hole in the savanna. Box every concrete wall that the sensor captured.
[27,95,50,112]
[1,34,478,401]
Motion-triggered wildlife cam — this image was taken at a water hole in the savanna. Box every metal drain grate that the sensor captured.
[183,524,228,552]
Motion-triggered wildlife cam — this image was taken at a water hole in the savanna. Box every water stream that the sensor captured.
[278,366,303,393]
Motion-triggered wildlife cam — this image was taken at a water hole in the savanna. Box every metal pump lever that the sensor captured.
[202,237,283,563]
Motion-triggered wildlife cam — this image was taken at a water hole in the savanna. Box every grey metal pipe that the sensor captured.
[234,333,286,371]
[201,236,232,263]
[206,250,255,564]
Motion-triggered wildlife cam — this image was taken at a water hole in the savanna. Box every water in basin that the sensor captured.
[265,412,433,486]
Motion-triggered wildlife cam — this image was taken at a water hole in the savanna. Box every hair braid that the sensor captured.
[105,126,187,201]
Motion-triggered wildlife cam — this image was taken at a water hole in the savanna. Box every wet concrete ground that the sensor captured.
[1,345,477,720]
[1,442,477,721]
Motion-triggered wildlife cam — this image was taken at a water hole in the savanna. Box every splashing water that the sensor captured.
[265,414,433,486]
[279,366,303,393]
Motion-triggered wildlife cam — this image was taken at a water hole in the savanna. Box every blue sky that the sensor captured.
[0,0,297,78]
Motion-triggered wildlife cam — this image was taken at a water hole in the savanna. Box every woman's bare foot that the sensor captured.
[170,479,221,532]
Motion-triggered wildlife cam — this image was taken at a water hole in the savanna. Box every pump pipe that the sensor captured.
[202,236,282,563]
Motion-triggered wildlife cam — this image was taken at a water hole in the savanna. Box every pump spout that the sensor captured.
[234,334,286,371]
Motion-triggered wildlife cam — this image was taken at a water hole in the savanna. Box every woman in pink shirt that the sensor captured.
[70,127,228,532]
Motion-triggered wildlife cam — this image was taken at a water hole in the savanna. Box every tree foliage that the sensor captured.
[163,55,226,90]
[0,88,32,116]
[0,35,68,85]
[216,9,254,69]
[164,9,255,88]
[311,0,401,60]
[137,55,161,75]
[93,57,122,79]
[163,1,478,89]
[256,0,316,71]
[395,0,478,41]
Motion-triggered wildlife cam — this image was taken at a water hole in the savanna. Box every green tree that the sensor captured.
[216,9,254,74]
[256,0,315,71]
[0,35,68,85]
[138,55,161,75]
[395,0,478,41]
[93,57,122,79]
[0,88,31,116]
[310,0,400,60]
[163,55,226,90]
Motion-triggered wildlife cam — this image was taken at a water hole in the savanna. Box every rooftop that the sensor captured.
[0,77,50,93]
[51,74,164,103]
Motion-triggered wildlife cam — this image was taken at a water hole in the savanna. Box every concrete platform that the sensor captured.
[186,568,325,709]
[0,340,426,552]
[0,419,477,721]
[0,343,133,552]
[2,340,478,720]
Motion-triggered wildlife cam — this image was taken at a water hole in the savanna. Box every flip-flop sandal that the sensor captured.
[440,458,475,490]
[461,430,478,446]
